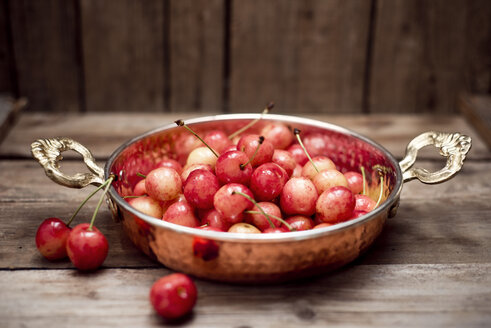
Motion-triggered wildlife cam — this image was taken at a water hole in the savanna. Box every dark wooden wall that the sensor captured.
[0,0,489,113]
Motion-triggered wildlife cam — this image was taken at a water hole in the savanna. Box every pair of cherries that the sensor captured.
[35,176,113,270]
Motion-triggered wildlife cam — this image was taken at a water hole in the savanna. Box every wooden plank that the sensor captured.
[459,94,491,150]
[169,0,224,113]
[0,113,488,160]
[8,0,81,112]
[0,0,14,94]
[1,160,489,269]
[0,200,157,270]
[465,0,491,94]
[1,264,490,327]
[80,0,165,112]
[0,96,27,144]
[369,0,468,113]
[229,0,371,113]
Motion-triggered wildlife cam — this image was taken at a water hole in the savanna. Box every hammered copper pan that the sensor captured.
[31,114,471,283]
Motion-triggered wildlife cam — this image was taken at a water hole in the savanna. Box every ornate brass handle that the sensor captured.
[399,131,472,183]
[31,137,105,188]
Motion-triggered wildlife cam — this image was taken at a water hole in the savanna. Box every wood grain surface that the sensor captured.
[1,264,490,328]
[0,113,488,160]
[80,0,165,112]
[8,0,81,112]
[229,0,371,113]
[1,113,490,327]
[169,0,224,113]
[369,0,491,114]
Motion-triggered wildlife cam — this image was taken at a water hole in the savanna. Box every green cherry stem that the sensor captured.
[293,128,318,173]
[88,175,115,231]
[66,179,113,227]
[360,166,366,195]
[374,175,384,209]
[231,191,275,229]
[240,136,264,169]
[123,195,144,199]
[227,102,274,140]
[136,172,147,178]
[175,119,219,158]
[244,210,294,231]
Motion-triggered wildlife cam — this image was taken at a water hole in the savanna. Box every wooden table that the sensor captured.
[1,112,490,327]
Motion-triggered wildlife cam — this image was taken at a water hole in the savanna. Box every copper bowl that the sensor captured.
[31,114,471,283]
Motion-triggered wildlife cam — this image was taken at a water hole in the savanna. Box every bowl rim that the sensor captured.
[105,113,403,243]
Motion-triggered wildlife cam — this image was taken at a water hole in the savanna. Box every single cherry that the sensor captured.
[285,215,314,231]
[145,167,182,202]
[214,150,253,185]
[203,130,233,154]
[228,223,261,233]
[213,183,254,224]
[156,158,183,175]
[354,194,376,212]
[199,209,231,231]
[183,169,220,209]
[316,186,355,224]
[181,163,213,183]
[287,144,309,166]
[272,149,297,177]
[162,200,200,228]
[35,218,71,260]
[236,134,274,167]
[186,146,218,169]
[260,122,293,150]
[66,223,109,271]
[301,156,336,181]
[133,179,147,196]
[280,177,318,216]
[344,171,364,194]
[150,273,198,320]
[245,202,283,231]
[312,169,349,194]
[250,162,288,201]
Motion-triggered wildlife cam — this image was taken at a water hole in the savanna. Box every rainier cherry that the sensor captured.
[316,186,355,224]
[354,194,376,212]
[214,150,253,185]
[213,183,254,224]
[150,273,198,320]
[203,130,233,154]
[156,158,183,175]
[272,149,296,177]
[245,202,283,231]
[260,123,293,150]
[35,217,71,260]
[146,167,182,202]
[250,162,288,201]
[228,223,261,233]
[301,156,336,180]
[183,169,219,209]
[200,209,231,231]
[162,200,200,228]
[133,179,147,196]
[287,144,308,166]
[312,169,349,194]
[285,215,314,231]
[344,171,364,195]
[237,134,274,167]
[181,163,213,182]
[280,177,318,216]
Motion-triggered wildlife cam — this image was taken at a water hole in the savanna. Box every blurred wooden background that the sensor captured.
[0,0,489,114]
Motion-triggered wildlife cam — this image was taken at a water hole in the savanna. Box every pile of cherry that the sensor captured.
[34,110,385,321]
[127,118,384,235]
